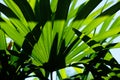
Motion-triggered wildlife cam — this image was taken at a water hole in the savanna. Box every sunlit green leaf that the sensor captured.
[0,29,6,50]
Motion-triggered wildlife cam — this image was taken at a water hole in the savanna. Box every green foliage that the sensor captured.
[0,0,120,79]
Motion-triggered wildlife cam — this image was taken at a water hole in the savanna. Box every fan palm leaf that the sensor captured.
[0,0,120,79]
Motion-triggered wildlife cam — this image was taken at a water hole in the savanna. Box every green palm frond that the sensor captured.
[0,0,120,79]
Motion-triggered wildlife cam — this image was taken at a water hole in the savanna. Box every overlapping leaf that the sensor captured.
[0,0,120,79]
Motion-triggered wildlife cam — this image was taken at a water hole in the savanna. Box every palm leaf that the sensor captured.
[0,0,120,79]
[0,29,6,50]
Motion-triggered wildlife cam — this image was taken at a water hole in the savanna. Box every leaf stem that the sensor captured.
[50,72,53,80]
